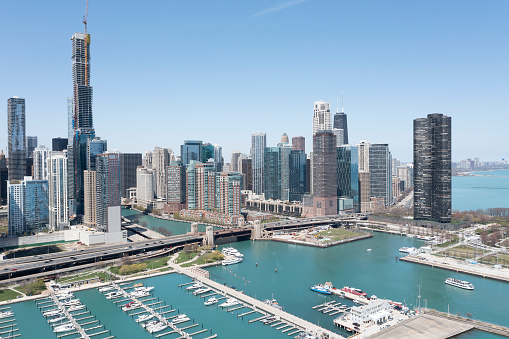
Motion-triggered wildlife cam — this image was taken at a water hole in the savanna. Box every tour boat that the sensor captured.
[135,314,154,323]
[219,298,239,308]
[193,287,211,295]
[445,278,474,290]
[222,257,243,266]
[204,297,218,306]
[105,291,123,300]
[340,286,367,297]
[0,311,13,319]
[98,285,116,293]
[172,314,190,324]
[147,322,168,333]
[53,323,75,333]
[310,284,332,295]
[43,309,62,317]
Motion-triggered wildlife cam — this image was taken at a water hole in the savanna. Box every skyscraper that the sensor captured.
[95,153,120,233]
[118,153,142,197]
[8,178,49,235]
[231,151,241,172]
[83,170,96,227]
[26,136,38,159]
[281,133,289,144]
[0,151,7,205]
[153,147,170,199]
[213,144,223,173]
[333,108,349,145]
[292,136,305,152]
[166,161,187,213]
[289,150,307,202]
[414,113,451,223]
[181,140,203,166]
[52,138,68,152]
[337,145,359,212]
[7,97,26,181]
[251,132,266,195]
[264,147,280,200]
[279,143,292,201]
[33,146,50,181]
[48,151,69,230]
[216,172,242,215]
[312,101,331,135]
[136,167,155,207]
[239,157,252,191]
[369,144,393,207]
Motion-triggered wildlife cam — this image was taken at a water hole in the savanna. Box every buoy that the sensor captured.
[275,269,277,273]
[256,263,258,267]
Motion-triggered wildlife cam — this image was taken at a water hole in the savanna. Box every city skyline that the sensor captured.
[1,1,509,162]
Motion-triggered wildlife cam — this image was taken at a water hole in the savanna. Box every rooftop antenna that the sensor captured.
[341,91,344,112]
[336,96,339,113]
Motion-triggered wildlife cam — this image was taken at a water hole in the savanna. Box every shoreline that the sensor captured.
[268,233,372,248]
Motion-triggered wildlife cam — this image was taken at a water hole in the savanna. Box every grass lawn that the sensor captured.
[438,245,488,259]
[144,256,170,270]
[180,250,223,267]
[317,228,362,242]
[58,271,109,284]
[15,279,46,296]
[0,289,22,302]
[175,252,200,264]
[110,256,170,276]
[158,267,171,272]
[481,253,509,266]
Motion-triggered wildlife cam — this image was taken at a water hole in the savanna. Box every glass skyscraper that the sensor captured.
[96,153,120,232]
[7,97,26,181]
[289,150,307,202]
[251,132,266,195]
[337,145,359,211]
[181,140,203,166]
[264,147,281,200]
[369,144,393,207]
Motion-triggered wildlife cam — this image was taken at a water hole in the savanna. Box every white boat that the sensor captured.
[186,283,203,290]
[130,291,149,298]
[62,299,80,307]
[135,286,154,293]
[222,246,244,258]
[53,323,75,333]
[445,278,474,290]
[204,297,218,306]
[193,287,210,295]
[43,309,62,317]
[147,322,168,333]
[367,249,372,252]
[122,302,142,312]
[105,291,123,300]
[263,298,283,310]
[399,247,409,253]
[219,298,239,308]
[141,320,158,328]
[172,314,190,325]
[48,315,67,323]
[67,305,85,312]
[222,257,243,266]
[98,285,116,293]
[57,292,73,300]
[0,311,13,319]
[135,314,154,323]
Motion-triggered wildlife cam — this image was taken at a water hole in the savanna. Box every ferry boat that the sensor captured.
[135,314,154,323]
[147,322,168,333]
[98,285,116,293]
[193,287,211,295]
[43,309,62,317]
[445,278,474,290]
[105,291,122,300]
[219,298,239,308]
[341,286,367,297]
[0,311,13,319]
[222,257,243,266]
[172,314,190,325]
[186,282,203,290]
[204,297,219,306]
[310,282,333,295]
[53,323,75,333]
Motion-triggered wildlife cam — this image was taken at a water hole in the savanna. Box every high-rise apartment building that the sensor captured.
[369,144,393,207]
[216,172,242,215]
[292,136,305,152]
[289,150,307,202]
[95,153,120,233]
[33,146,50,181]
[86,137,107,171]
[231,151,241,172]
[143,151,153,169]
[195,162,216,211]
[414,113,451,223]
[279,143,292,201]
[0,151,7,205]
[136,167,155,207]
[7,97,26,181]
[202,143,214,163]
[264,147,280,200]
[153,147,170,199]
[67,97,73,145]
[251,132,266,195]
[181,140,203,166]
[83,170,96,227]
[332,129,345,147]
[357,140,371,212]
[397,164,413,191]
[48,151,69,231]
[337,145,359,212]
[213,144,223,173]
[8,177,49,235]
[26,136,38,158]
[312,101,331,135]
[165,161,187,213]
[119,153,142,197]
[281,133,289,144]
[239,157,252,191]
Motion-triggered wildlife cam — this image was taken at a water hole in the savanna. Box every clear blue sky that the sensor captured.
[1,0,508,163]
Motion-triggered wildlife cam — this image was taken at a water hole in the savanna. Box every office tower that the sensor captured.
[392,158,400,176]
[358,172,371,213]
[71,31,96,216]
[52,138,68,152]
[414,113,452,223]
[309,152,313,194]
[216,172,242,215]
[312,100,331,135]
[332,128,345,147]
[202,143,214,163]
[83,170,96,227]
[0,151,7,205]
[153,147,170,199]
[8,177,49,235]
[26,136,38,158]
[392,177,401,201]
[289,150,307,202]
[312,130,338,215]
[7,97,26,181]
[87,137,107,171]
[337,145,359,212]
[292,136,305,152]
[33,146,50,180]
[95,153,120,233]
[333,108,349,145]
[143,151,153,169]
[166,161,187,213]
[264,147,280,200]
[279,143,292,201]
[231,151,241,172]
[281,133,289,144]
[136,167,156,207]
[67,97,73,145]
[118,153,142,197]
[305,157,311,194]
[25,157,34,177]
[369,144,393,207]
[213,144,223,173]
[48,151,69,230]
[251,132,266,195]
[181,140,203,166]
[240,158,252,191]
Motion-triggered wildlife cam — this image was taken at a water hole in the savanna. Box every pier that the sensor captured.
[49,292,90,339]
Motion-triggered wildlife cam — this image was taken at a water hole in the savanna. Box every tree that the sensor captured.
[157,227,172,237]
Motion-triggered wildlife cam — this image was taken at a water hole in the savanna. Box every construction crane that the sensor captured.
[82,0,89,84]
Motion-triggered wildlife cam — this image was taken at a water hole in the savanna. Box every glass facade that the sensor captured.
[251,132,266,195]
[289,150,307,202]
[369,144,392,207]
[96,153,120,232]
[181,140,203,166]
[7,97,26,181]
[264,147,281,200]
[337,145,359,212]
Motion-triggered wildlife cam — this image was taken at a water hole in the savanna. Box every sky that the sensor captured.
[1,0,508,163]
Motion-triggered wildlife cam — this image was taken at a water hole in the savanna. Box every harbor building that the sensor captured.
[292,136,305,153]
[33,145,50,181]
[48,151,69,231]
[312,100,331,135]
[251,132,266,195]
[350,299,391,325]
[8,177,49,235]
[414,113,452,223]
[118,152,142,198]
[165,160,187,213]
[7,97,27,181]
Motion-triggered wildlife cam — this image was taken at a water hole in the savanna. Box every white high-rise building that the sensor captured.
[136,167,156,207]
[153,147,171,199]
[357,140,371,173]
[48,151,69,231]
[33,145,50,181]
[312,100,331,135]
[143,151,152,169]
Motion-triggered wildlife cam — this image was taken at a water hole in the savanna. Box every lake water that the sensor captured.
[453,169,509,211]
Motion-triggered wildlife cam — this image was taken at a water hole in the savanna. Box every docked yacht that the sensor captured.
[53,323,75,333]
[141,320,158,329]
[219,298,239,308]
[67,305,86,312]
[48,315,67,323]
[172,314,190,325]
[98,285,116,293]
[147,322,168,333]
[122,301,141,311]
[310,284,332,295]
[135,286,154,293]
[62,299,80,307]
[129,290,149,298]
[186,282,203,290]
[204,297,219,306]
[57,292,73,300]
[105,291,123,300]
[0,311,13,319]
[221,246,244,258]
[135,314,154,323]
[193,287,210,295]
[445,278,474,290]
[222,257,243,266]
[263,298,283,310]
[43,309,62,317]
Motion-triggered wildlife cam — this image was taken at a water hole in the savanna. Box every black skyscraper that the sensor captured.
[333,112,349,145]
[52,138,68,152]
[413,113,451,223]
